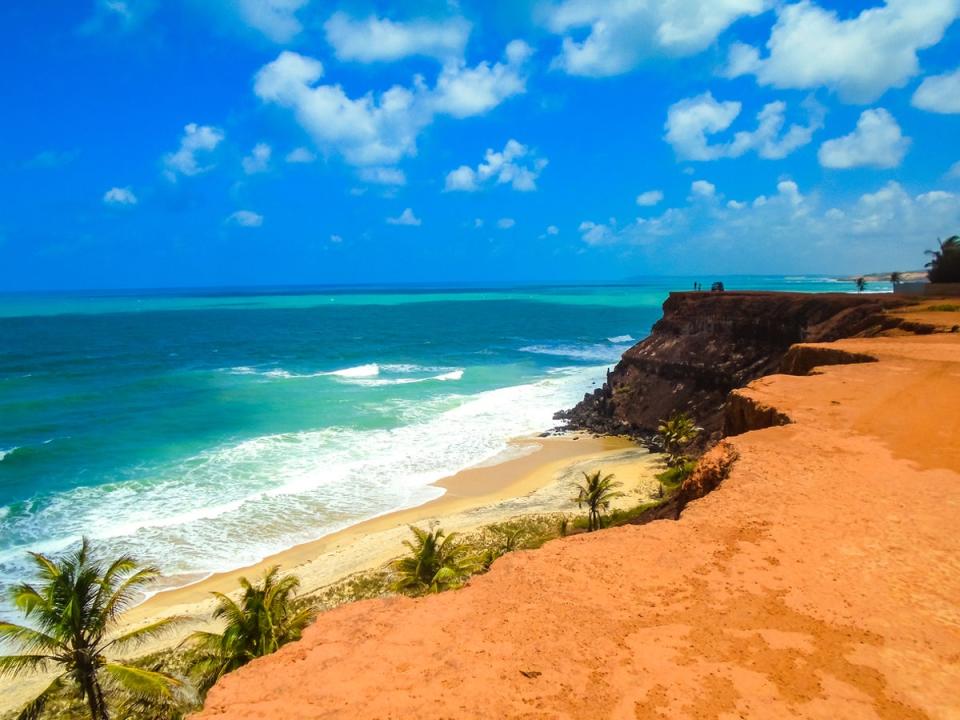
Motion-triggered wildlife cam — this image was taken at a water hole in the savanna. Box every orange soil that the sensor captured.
[195,334,960,720]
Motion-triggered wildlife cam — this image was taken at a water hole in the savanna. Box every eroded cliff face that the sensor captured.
[556,291,916,446]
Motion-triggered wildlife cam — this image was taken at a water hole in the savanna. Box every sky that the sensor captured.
[2,0,960,290]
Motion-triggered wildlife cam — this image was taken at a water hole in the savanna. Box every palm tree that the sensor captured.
[890,271,901,285]
[855,277,866,293]
[0,539,184,720]
[656,412,702,468]
[926,236,960,283]
[185,566,314,693]
[572,471,624,532]
[389,526,476,595]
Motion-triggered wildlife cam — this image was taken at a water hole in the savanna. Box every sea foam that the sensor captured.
[0,366,604,599]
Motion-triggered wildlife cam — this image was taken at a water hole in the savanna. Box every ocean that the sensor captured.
[0,276,880,606]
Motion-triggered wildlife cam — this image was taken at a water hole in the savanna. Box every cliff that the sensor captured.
[556,291,922,446]
[194,332,960,719]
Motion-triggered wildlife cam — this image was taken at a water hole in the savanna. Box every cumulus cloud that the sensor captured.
[690,180,716,198]
[227,210,264,227]
[103,186,137,206]
[359,167,407,186]
[497,217,516,229]
[912,67,960,114]
[665,92,823,161]
[285,147,316,163]
[544,0,767,77]
[636,190,664,206]
[163,123,224,180]
[253,43,530,168]
[242,143,272,174]
[818,108,910,169]
[387,208,422,226]
[575,178,960,271]
[237,0,307,42]
[444,139,547,192]
[545,225,559,235]
[948,160,960,178]
[324,13,471,63]
[723,0,960,103]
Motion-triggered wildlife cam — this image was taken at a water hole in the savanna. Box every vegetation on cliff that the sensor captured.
[926,236,960,283]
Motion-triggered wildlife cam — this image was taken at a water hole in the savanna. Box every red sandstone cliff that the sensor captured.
[557,291,922,446]
[194,331,960,719]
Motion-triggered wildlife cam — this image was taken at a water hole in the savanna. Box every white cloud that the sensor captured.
[723,0,960,103]
[818,108,910,169]
[285,147,316,163]
[444,139,547,192]
[330,234,343,243]
[912,67,960,114]
[387,208,422,226]
[227,210,264,227]
[242,143,272,174]
[948,160,960,178]
[574,178,960,272]
[324,13,470,63]
[430,41,532,119]
[497,217,516,229]
[237,0,307,42]
[665,92,823,161]
[636,190,664,206]
[473,218,484,229]
[359,167,407,186]
[545,225,559,235]
[544,0,767,77]
[103,186,137,206]
[691,180,716,198]
[163,123,224,180]
[253,43,529,168]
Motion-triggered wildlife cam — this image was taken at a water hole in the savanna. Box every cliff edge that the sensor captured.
[194,331,960,720]
[556,291,922,446]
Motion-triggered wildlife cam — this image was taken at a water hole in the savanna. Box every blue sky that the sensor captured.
[2,0,960,290]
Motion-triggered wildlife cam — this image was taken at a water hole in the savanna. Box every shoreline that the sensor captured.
[0,431,661,713]
[123,432,649,620]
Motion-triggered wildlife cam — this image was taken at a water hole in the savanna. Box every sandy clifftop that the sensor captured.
[195,329,960,719]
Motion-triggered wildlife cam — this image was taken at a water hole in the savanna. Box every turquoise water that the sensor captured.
[0,277,878,604]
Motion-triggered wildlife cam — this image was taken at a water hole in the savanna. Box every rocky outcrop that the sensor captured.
[556,291,912,447]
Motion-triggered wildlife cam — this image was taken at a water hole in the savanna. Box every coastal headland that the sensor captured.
[192,292,960,719]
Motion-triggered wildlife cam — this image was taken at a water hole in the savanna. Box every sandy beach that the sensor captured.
[0,432,660,713]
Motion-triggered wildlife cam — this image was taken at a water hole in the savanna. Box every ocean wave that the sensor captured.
[227,363,381,379]
[0,447,20,462]
[519,343,629,363]
[346,369,464,386]
[607,335,635,343]
[0,365,605,595]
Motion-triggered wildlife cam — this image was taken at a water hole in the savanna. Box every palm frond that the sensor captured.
[0,653,56,678]
[103,661,182,699]
[102,615,188,652]
[0,622,61,655]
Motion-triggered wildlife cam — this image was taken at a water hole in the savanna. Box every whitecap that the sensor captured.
[326,363,380,378]
[607,335,635,343]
